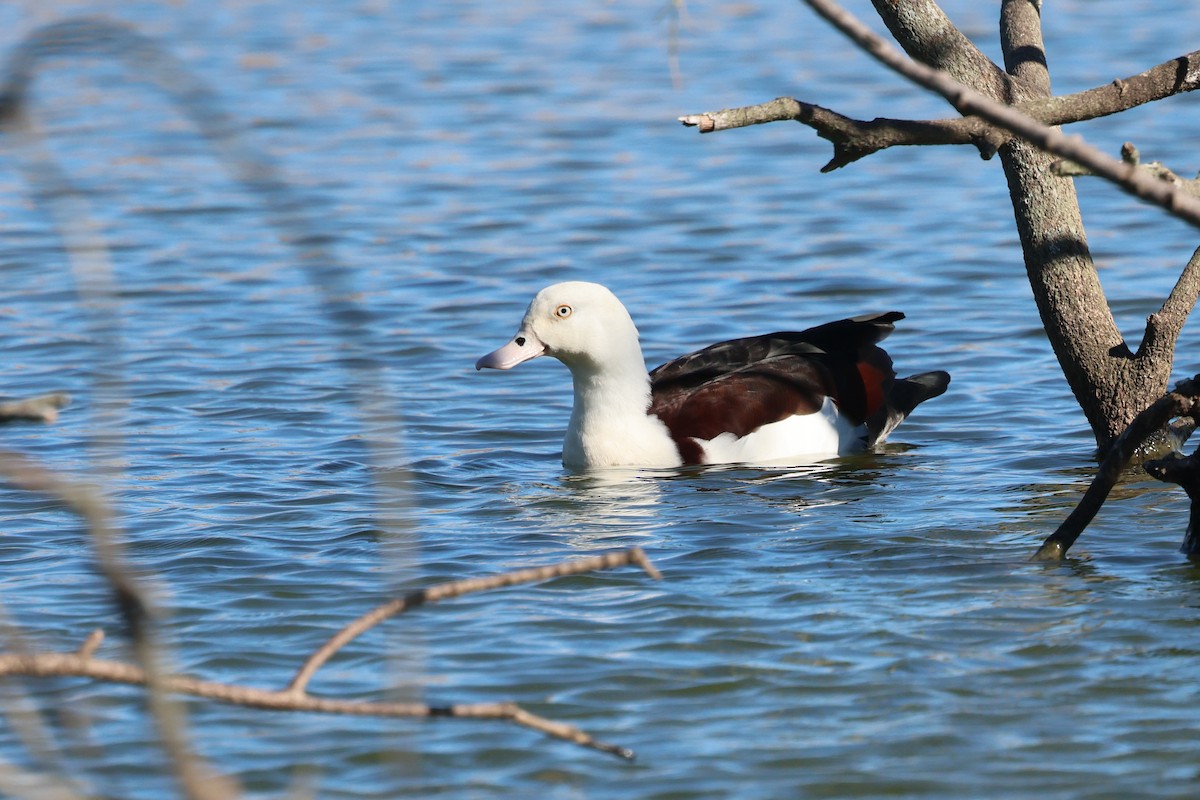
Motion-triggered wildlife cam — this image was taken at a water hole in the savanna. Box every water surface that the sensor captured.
[1,1,1200,798]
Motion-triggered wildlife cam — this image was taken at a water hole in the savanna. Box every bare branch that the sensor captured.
[1050,142,1200,194]
[681,49,1200,169]
[869,0,1013,98]
[799,0,1200,228]
[0,550,660,760]
[76,628,104,659]
[1000,0,1050,94]
[0,607,89,799]
[1139,244,1200,364]
[0,447,235,799]
[679,97,1003,171]
[1033,376,1200,560]
[0,393,69,424]
[1048,144,1200,364]
[1030,52,1200,126]
[0,651,635,760]
[682,3,1200,228]
[288,547,660,695]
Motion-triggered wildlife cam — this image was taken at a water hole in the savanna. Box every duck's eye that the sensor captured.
[554,304,573,319]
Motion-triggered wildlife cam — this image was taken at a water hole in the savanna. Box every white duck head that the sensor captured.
[475,281,645,376]
[477,282,681,468]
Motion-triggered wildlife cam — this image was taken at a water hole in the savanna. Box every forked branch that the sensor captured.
[679,97,1003,172]
[681,1,1200,228]
[0,548,661,760]
[683,50,1200,150]
[1033,377,1200,560]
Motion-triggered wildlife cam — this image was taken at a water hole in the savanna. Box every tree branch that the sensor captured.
[1051,144,1200,365]
[0,449,234,800]
[1139,243,1200,364]
[1033,376,1200,560]
[1051,141,1200,194]
[1,549,660,761]
[869,0,1014,99]
[801,0,1200,228]
[1029,51,1200,126]
[682,2,1200,228]
[0,650,636,759]
[1000,0,1049,94]
[0,392,69,424]
[680,49,1200,168]
[679,97,1003,171]
[287,548,661,695]
[1144,447,1200,557]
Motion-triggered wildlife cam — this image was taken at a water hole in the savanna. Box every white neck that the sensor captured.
[561,360,681,469]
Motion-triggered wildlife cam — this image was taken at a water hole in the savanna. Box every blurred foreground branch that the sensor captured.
[0,392,69,424]
[0,549,660,760]
[0,16,418,797]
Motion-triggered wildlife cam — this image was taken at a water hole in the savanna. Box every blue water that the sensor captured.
[2,1,1200,797]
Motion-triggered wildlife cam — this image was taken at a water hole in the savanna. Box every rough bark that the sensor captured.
[864,0,1195,451]
[996,136,1165,447]
[682,1,1200,451]
[871,0,1015,101]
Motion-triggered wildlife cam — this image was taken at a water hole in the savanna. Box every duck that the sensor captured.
[475,281,949,469]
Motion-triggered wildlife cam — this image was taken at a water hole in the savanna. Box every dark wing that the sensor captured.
[647,312,909,463]
[649,358,833,464]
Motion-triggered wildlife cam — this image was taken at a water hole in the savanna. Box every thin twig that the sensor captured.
[1051,141,1200,197]
[0,651,635,760]
[76,629,104,659]
[0,606,89,799]
[288,548,660,695]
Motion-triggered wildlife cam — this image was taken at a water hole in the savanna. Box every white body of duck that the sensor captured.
[476,281,948,469]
